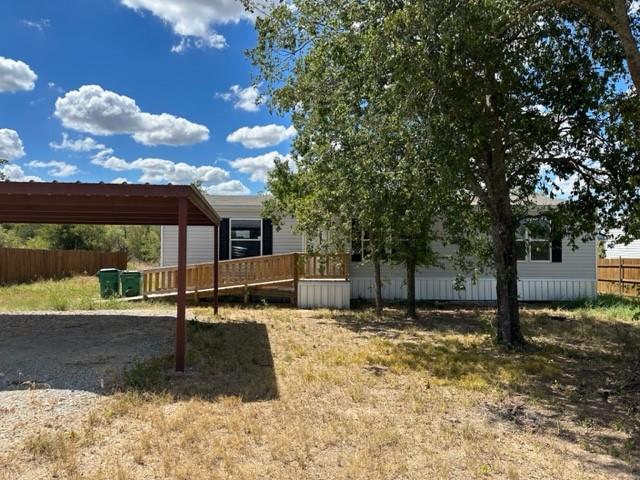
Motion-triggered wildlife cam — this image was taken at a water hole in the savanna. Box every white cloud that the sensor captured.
[49,133,108,152]
[120,0,266,51]
[217,85,261,112]
[229,151,290,182]
[54,85,209,146]
[0,129,26,161]
[92,151,230,185]
[0,164,42,182]
[227,124,296,149]
[0,57,37,92]
[47,81,64,94]
[21,19,50,32]
[111,177,130,184]
[171,34,226,53]
[206,179,251,195]
[27,160,79,178]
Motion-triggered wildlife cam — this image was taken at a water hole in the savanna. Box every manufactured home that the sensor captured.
[161,195,598,304]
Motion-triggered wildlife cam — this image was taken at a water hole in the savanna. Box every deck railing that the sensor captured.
[141,252,350,297]
[298,253,351,279]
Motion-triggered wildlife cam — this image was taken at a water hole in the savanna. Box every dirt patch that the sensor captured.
[483,396,545,433]
[0,311,175,452]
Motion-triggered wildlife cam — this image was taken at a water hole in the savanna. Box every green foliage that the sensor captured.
[123,226,161,264]
[0,224,160,263]
[248,0,639,343]
[0,158,6,181]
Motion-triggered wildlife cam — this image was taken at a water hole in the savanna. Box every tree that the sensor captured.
[256,2,445,319]
[397,1,638,344]
[0,158,6,181]
[248,0,639,344]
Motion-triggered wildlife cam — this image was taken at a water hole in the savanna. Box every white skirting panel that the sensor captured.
[351,277,596,302]
[298,279,351,309]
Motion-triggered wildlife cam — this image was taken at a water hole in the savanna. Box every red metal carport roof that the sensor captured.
[0,181,220,226]
[0,181,220,372]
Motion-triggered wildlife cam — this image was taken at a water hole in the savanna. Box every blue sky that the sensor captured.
[0,0,293,194]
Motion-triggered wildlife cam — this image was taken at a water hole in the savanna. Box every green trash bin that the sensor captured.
[97,268,120,298]
[119,271,142,298]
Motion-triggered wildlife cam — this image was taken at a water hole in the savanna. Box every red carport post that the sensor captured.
[175,197,188,372]
[213,224,219,316]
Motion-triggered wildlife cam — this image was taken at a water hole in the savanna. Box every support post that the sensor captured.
[292,253,299,307]
[175,198,187,372]
[214,224,219,316]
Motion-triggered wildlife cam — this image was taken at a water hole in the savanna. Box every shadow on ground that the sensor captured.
[332,303,640,473]
[122,320,279,402]
[0,313,174,393]
[0,314,278,403]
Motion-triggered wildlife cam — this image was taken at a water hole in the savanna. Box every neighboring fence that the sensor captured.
[0,247,128,285]
[597,257,640,297]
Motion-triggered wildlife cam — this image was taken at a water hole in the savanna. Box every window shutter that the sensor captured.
[551,220,562,263]
[262,219,273,256]
[219,218,230,261]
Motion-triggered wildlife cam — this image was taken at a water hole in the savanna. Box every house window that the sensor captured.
[230,219,262,259]
[352,229,371,261]
[517,218,551,262]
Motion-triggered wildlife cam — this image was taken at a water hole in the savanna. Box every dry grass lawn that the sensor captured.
[1,298,639,479]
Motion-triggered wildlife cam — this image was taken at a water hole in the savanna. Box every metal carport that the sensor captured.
[0,181,220,372]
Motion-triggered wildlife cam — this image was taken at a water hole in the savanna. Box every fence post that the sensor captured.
[292,253,299,307]
[619,256,623,296]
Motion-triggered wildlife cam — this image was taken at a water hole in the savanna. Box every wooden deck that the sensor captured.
[133,253,350,305]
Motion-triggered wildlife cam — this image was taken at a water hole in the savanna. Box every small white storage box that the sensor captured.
[297,279,351,309]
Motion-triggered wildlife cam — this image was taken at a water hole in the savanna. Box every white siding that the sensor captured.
[162,226,215,266]
[351,238,597,281]
[274,218,303,254]
[606,230,640,258]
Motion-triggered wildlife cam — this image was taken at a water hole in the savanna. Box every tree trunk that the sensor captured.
[612,0,640,92]
[373,256,384,317]
[489,195,525,346]
[406,251,417,320]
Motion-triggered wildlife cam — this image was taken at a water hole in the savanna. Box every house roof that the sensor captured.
[206,193,561,208]
[206,194,270,207]
[0,181,220,226]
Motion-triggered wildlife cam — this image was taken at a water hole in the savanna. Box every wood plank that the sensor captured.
[0,247,126,285]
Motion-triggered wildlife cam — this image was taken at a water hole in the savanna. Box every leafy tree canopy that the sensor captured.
[248,0,639,344]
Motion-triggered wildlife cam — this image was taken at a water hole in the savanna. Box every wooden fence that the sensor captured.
[597,257,640,297]
[0,247,128,285]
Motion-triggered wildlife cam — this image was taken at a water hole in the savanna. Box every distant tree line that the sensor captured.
[0,224,161,264]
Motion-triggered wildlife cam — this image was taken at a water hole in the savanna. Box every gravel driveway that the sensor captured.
[0,311,175,451]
